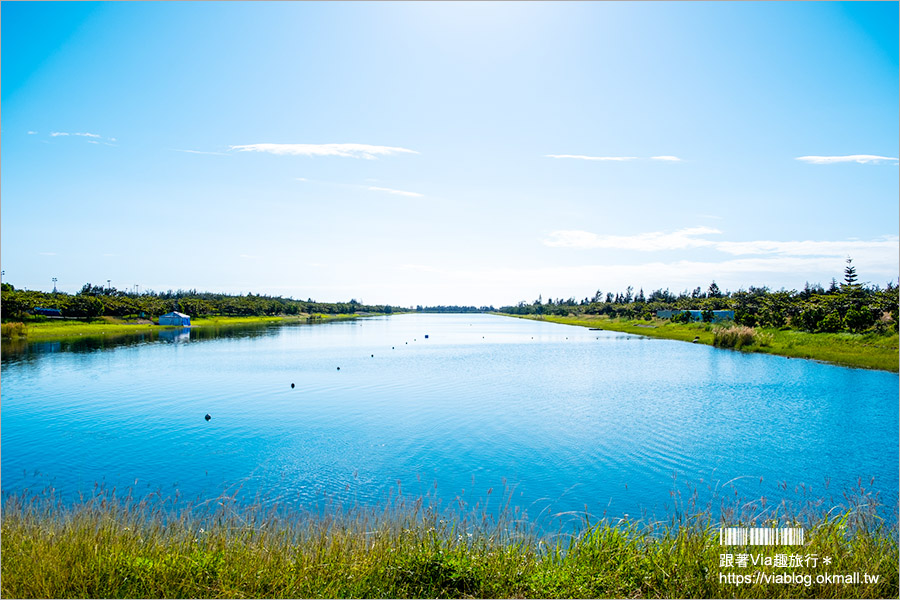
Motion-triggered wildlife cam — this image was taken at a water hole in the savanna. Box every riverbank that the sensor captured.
[1,314,378,342]
[505,314,899,372]
[1,489,896,599]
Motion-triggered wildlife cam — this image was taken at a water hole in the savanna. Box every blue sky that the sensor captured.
[2,1,897,306]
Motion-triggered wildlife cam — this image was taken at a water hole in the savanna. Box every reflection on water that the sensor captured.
[2,314,897,530]
[2,321,286,365]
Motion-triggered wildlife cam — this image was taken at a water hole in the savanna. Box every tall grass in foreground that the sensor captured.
[2,485,897,598]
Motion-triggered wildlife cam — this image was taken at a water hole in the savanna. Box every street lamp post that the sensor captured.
[52,277,58,293]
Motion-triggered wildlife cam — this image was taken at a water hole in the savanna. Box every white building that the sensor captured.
[158,311,191,326]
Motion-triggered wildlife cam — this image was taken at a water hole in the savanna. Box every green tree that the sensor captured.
[843,257,858,288]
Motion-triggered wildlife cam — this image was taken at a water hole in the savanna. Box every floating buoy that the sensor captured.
[371,354,374,358]
[291,383,295,388]
[204,414,211,421]
[424,334,429,339]
[337,366,341,370]
[392,346,395,349]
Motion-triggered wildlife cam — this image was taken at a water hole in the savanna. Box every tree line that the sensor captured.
[0,283,398,320]
[498,259,898,335]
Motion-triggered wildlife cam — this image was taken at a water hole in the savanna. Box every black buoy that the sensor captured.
[424,334,429,339]
[204,414,211,421]
[337,366,340,370]
[291,383,295,388]
[392,346,395,349]
[371,354,374,358]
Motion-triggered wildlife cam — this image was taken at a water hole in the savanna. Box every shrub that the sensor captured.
[712,325,757,349]
[1,322,27,338]
[818,312,843,333]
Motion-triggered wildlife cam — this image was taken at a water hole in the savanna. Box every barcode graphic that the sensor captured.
[719,527,804,546]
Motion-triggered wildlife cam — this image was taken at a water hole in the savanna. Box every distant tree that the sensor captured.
[843,257,858,287]
[707,281,722,299]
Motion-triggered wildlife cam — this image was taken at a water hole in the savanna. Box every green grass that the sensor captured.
[509,314,899,372]
[1,314,379,342]
[2,487,896,598]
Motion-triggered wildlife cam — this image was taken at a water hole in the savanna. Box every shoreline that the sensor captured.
[501,313,899,373]
[1,313,383,342]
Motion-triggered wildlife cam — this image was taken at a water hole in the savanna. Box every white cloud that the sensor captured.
[27,131,38,135]
[173,149,229,156]
[230,143,419,160]
[368,186,424,198]
[715,237,899,258]
[795,154,899,165]
[295,177,308,182]
[545,154,638,161]
[49,131,113,142]
[543,227,721,251]
[650,155,683,162]
[544,227,898,262]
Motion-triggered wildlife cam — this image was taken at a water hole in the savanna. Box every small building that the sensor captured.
[656,309,735,323]
[33,306,63,317]
[159,311,191,326]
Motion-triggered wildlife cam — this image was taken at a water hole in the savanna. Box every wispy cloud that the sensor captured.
[795,154,899,165]
[27,131,38,135]
[715,237,899,257]
[230,143,419,160]
[368,186,424,198]
[172,148,230,156]
[546,154,684,162]
[49,131,114,143]
[545,154,638,161]
[543,227,721,251]
[543,226,899,265]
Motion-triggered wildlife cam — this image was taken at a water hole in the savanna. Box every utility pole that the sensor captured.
[52,277,58,293]
[107,279,111,293]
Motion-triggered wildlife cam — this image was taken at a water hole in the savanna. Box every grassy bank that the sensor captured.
[1,314,376,342]
[2,488,896,599]
[509,314,899,372]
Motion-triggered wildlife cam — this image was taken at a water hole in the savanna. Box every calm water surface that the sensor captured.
[2,314,897,525]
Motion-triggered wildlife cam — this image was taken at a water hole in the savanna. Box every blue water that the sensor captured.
[2,314,897,527]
